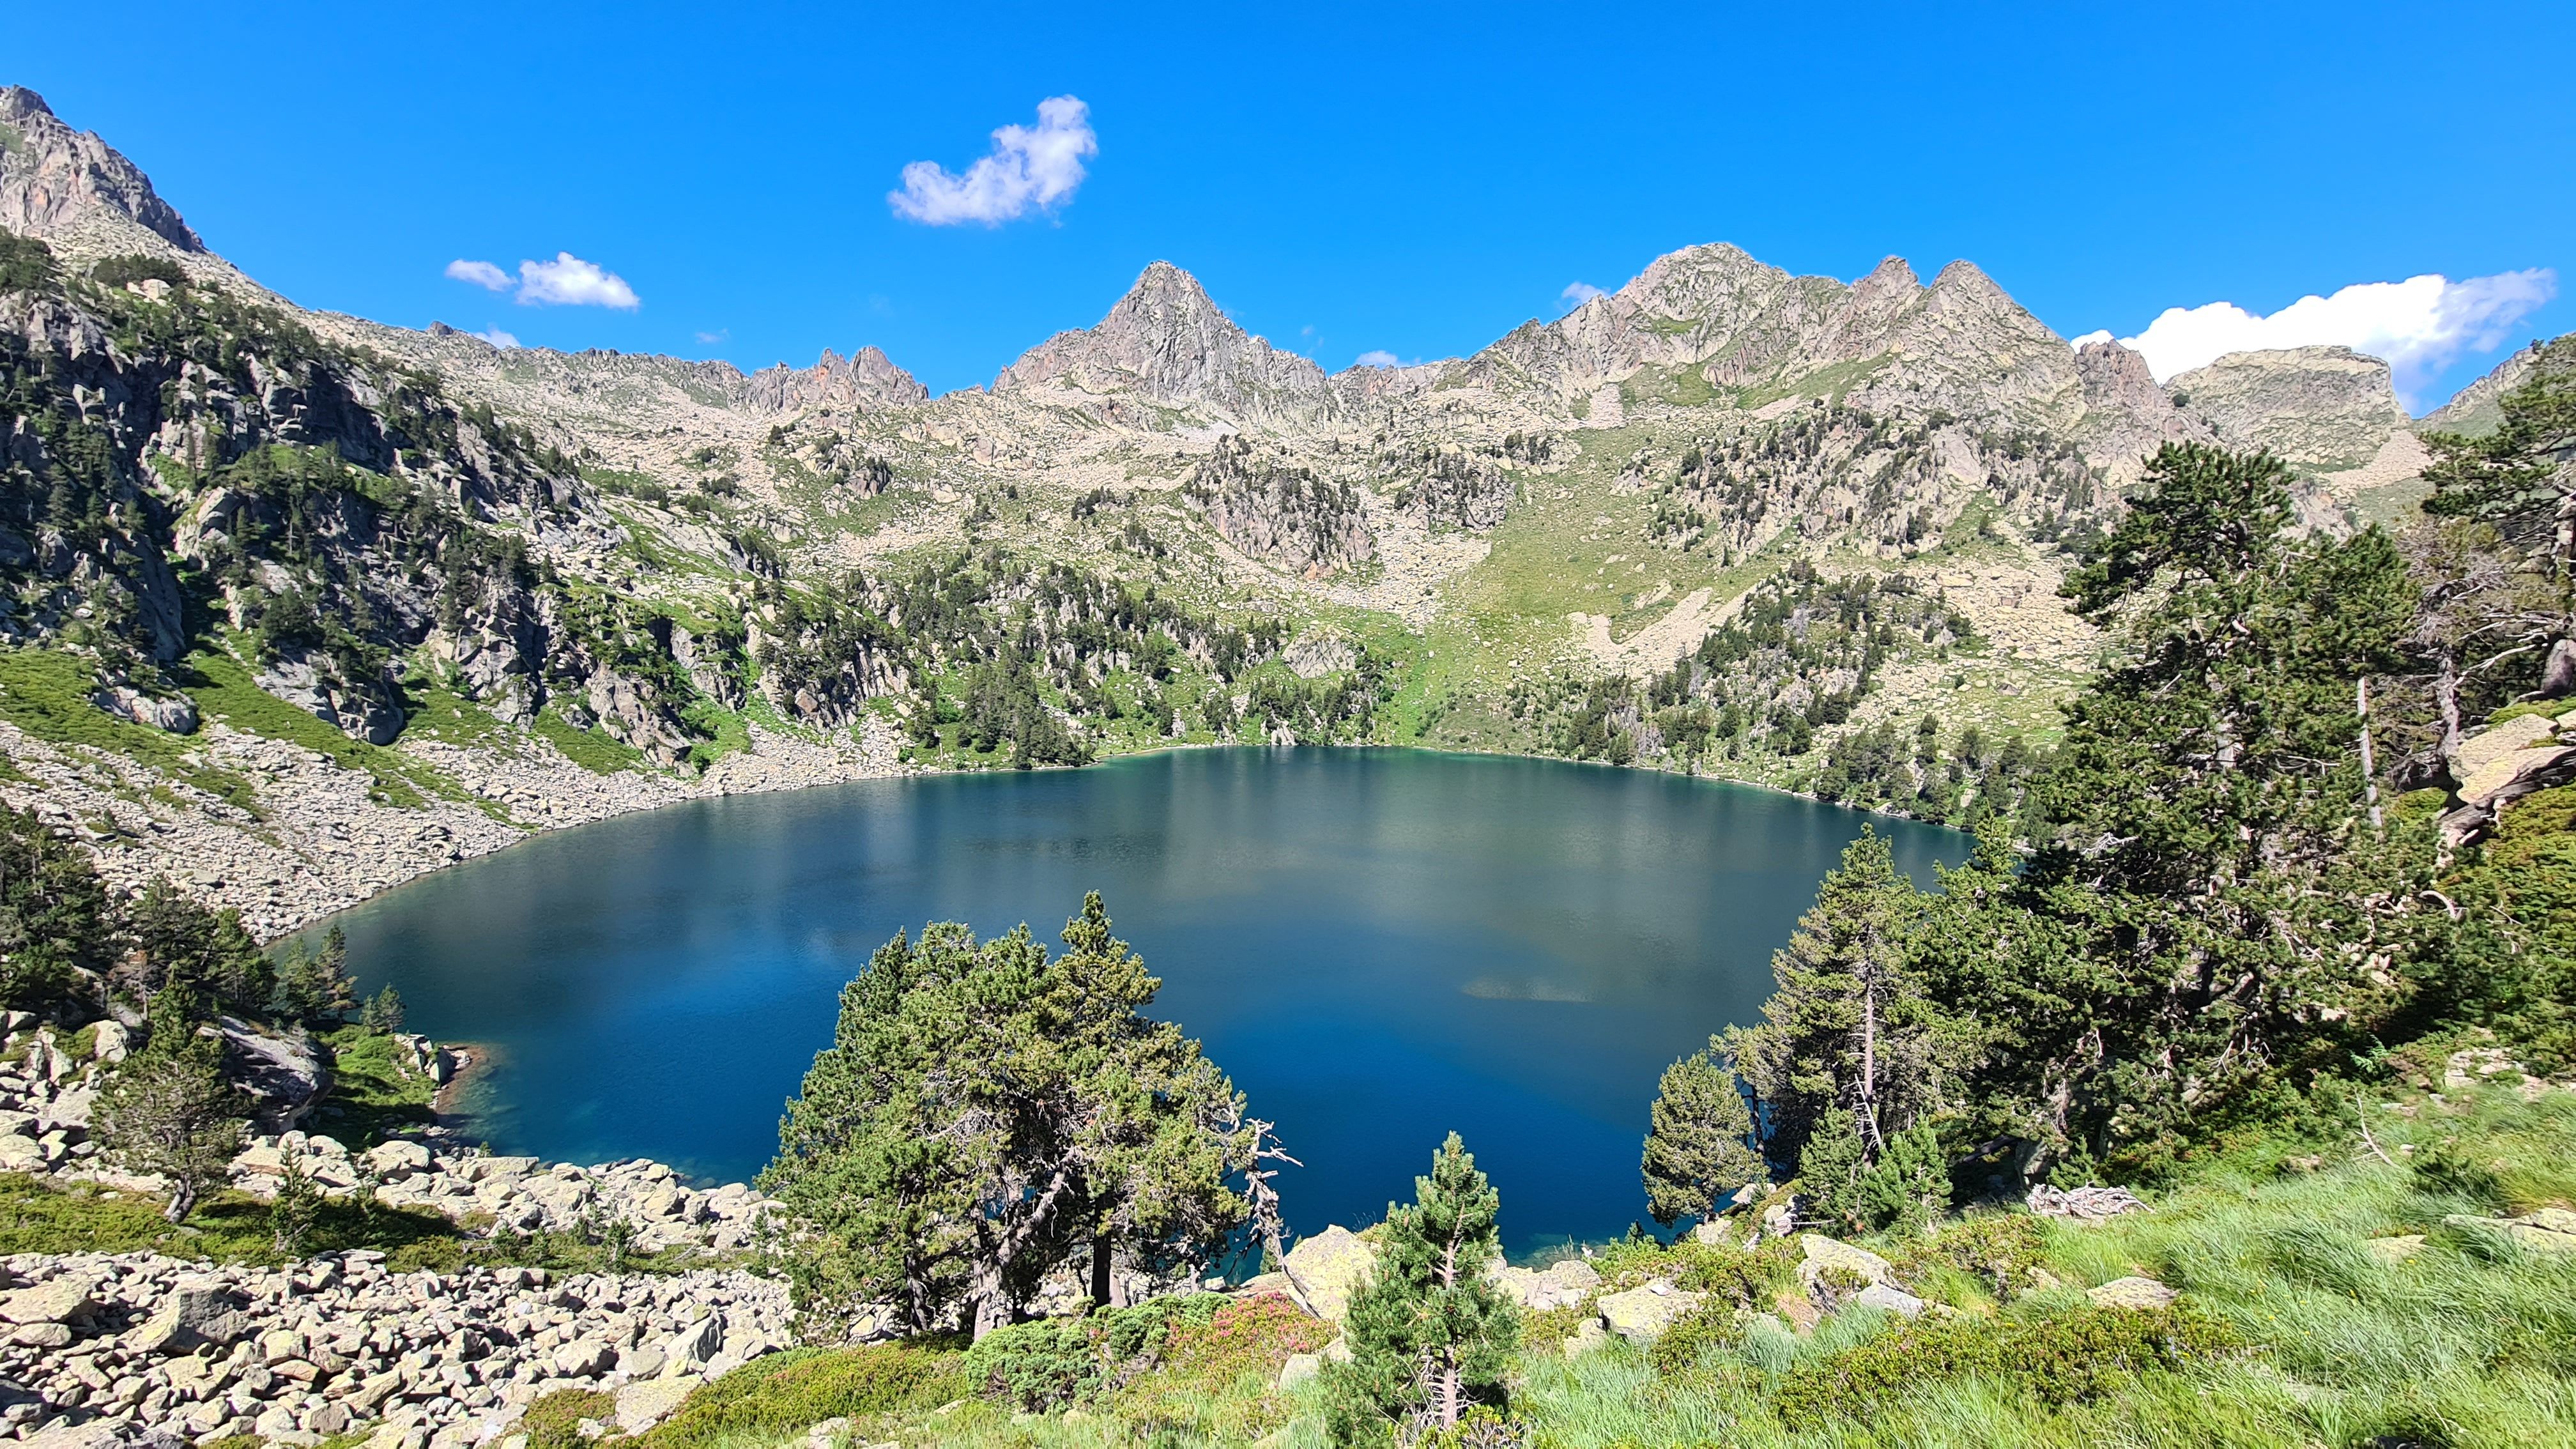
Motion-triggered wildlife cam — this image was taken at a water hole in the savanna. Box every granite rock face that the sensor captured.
[0,87,201,252]
[2168,346,2409,473]
[995,261,1336,423]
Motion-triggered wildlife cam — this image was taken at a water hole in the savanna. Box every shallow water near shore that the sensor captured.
[322,747,1961,1255]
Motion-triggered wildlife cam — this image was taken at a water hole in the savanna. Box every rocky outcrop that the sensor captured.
[1595,1281,1704,1340]
[2439,709,2576,845]
[0,1251,790,1446]
[742,346,928,414]
[1183,438,1372,576]
[0,88,202,252]
[995,262,1335,424]
[2167,346,2409,473]
[2419,336,2558,438]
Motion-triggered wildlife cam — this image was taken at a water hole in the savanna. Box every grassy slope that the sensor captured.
[555,1081,2575,1449]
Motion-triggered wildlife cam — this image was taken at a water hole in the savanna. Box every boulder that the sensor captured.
[1280,1225,1378,1322]
[615,1376,698,1433]
[1485,1256,1598,1311]
[2446,1208,2576,1253]
[1560,1318,1609,1359]
[2086,1276,2179,1310]
[664,1315,726,1374]
[365,1139,433,1176]
[1853,1282,1926,1317]
[1595,1280,1706,1340]
[1276,1352,1321,1390]
[1796,1234,1894,1294]
[128,1278,254,1353]
[89,1021,132,1062]
[0,1275,98,1325]
[2027,1184,2148,1223]
[553,1338,618,1377]
[2363,1234,2426,1265]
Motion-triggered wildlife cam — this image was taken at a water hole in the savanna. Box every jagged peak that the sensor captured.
[742,342,926,413]
[992,259,1330,418]
[0,84,203,254]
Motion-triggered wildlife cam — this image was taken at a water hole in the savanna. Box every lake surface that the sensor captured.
[325,747,1961,1255]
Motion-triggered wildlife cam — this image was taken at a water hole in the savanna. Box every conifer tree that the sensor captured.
[1330,1133,1518,1443]
[362,985,406,1034]
[1725,828,1943,1175]
[765,894,1251,1340]
[95,988,249,1223]
[270,1151,323,1254]
[1641,1045,1761,1225]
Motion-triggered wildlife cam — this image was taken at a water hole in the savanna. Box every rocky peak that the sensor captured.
[2419,334,2563,438]
[994,261,1333,421]
[0,85,202,252]
[2168,346,2408,473]
[742,344,928,413]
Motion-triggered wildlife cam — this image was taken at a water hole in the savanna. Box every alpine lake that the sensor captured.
[323,747,1961,1257]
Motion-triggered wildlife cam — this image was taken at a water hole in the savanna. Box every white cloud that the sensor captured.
[695,328,730,344]
[1355,350,1402,369]
[515,252,641,309]
[471,326,520,349]
[446,259,511,291]
[1560,281,1607,311]
[890,96,1098,226]
[447,252,641,309]
[2105,269,2556,404]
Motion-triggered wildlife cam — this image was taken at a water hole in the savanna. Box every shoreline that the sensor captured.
[274,737,1954,940]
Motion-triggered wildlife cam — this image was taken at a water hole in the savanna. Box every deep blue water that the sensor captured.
[322,748,1960,1255]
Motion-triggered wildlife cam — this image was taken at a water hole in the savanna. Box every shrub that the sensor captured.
[1770,1305,2241,1428]
[962,1294,1230,1411]
[629,1344,967,1448]
[1158,1293,1333,1386]
[1890,1211,2050,1300]
[0,233,54,293]
[1669,1235,1797,1309]
[521,1388,615,1449]
[89,253,188,291]
[1646,1300,1744,1376]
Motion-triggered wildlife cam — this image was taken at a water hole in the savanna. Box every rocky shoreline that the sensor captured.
[1,1013,800,1447]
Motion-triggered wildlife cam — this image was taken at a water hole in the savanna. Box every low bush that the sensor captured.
[963,1294,1230,1410]
[1770,1304,2241,1428]
[628,1344,967,1448]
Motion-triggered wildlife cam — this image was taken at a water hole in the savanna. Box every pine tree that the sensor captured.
[270,1150,322,1254]
[764,894,1252,1340]
[1641,1045,1762,1225]
[1330,1133,1519,1443]
[95,988,249,1223]
[1725,828,1943,1174]
[1854,1123,1950,1234]
[362,985,405,1034]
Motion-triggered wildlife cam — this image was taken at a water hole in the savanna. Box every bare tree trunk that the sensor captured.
[164,1178,196,1225]
[2358,677,2383,831]
[1857,962,1884,1158]
[2436,649,2466,767]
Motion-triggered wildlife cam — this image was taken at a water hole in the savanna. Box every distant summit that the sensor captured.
[0,86,202,254]
[995,261,1335,422]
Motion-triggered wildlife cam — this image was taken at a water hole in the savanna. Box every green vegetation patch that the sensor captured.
[627,1344,968,1448]
[180,648,453,808]
[532,700,650,776]
[0,1172,463,1270]
[0,647,257,809]
[307,1024,438,1146]
[1771,1304,2240,1427]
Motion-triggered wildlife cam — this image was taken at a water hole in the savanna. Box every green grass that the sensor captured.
[0,646,259,809]
[0,1171,466,1270]
[532,699,651,775]
[572,1084,2576,1449]
[305,1024,438,1146]
[180,647,453,808]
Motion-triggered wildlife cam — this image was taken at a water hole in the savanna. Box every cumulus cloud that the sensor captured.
[446,252,641,310]
[890,96,1098,226]
[1560,281,1607,311]
[514,252,641,309]
[2098,269,2556,404]
[471,326,520,349]
[446,259,510,291]
[1355,350,1403,369]
[695,328,730,345]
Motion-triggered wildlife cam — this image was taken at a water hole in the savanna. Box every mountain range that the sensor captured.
[0,83,2545,932]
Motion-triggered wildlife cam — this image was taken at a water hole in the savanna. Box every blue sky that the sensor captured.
[14,0,2570,407]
